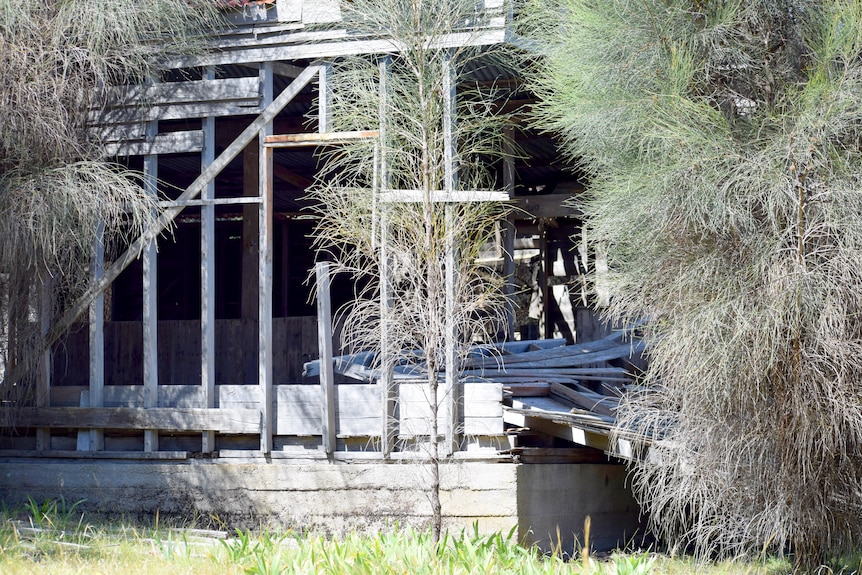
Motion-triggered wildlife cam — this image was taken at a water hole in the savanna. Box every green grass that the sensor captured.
[0,498,797,574]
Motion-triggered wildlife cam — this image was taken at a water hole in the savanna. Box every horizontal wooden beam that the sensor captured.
[92,100,261,125]
[380,190,509,203]
[502,410,612,452]
[164,28,508,68]
[0,450,191,460]
[264,130,379,147]
[4,407,261,434]
[102,77,260,108]
[158,196,262,208]
[102,130,204,157]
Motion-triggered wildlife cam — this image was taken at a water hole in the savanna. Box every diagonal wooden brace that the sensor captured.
[23,64,324,378]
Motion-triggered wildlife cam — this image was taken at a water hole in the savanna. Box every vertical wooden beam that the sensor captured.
[201,67,217,453]
[539,220,550,339]
[143,120,159,453]
[242,144,260,322]
[36,280,52,451]
[319,62,333,133]
[88,222,105,451]
[442,50,459,455]
[377,56,397,456]
[502,128,516,341]
[259,62,274,454]
[279,223,290,316]
[315,262,337,455]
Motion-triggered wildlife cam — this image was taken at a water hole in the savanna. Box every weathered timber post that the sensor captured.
[315,261,337,455]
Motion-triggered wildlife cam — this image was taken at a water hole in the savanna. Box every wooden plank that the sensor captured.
[502,128,515,339]
[4,408,261,434]
[143,132,159,453]
[164,29,508,68]
[549,382,617,419]
[258,61,275,454]
[103,130,204,157]
[318,63,333,133]
[502,411,612,452]
[158,197,261,208]
[264,130,379,147]
[379,190,509,203]
[92,101,261,125]
[217,384,380,438]
[0,450,190,460]
[104,77,260,108]
[316,262,337,454]
[276,386,319,436]
[89,122,146,143]
[461,331,635,368]
[36,282,52,451]
[88,223,105,452]
[202,75,217,453]
[502,382,550,397]
[461,366,630,377]
[399,382,501,437]
[336,385,380,437]
[463,382,502,416]
[378,56,397,456]
[51,385,202,408]
[512,447,610,464]
[443,49,458,456]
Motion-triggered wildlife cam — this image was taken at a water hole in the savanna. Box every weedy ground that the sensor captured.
[0,497,825,574]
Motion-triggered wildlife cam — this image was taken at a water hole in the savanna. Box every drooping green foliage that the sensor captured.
[0,0,219,396]
[525,0,862,568]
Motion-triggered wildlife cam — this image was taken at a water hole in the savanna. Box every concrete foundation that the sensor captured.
[0,458,643,551]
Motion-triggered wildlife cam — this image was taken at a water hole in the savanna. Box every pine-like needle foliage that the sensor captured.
[525,0,862,568]
[0,0,220,399]
[306,0,514,543]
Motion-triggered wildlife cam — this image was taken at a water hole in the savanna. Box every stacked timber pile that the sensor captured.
[305,330,645,429]
[465,331,645,434]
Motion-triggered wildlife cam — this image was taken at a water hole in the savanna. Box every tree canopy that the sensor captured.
[525,0,862,569]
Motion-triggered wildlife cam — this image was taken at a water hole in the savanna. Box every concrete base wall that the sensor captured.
[517,463,645,555]
[0,459,642,551]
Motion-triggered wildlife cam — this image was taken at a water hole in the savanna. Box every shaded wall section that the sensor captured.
[517,463,646,554]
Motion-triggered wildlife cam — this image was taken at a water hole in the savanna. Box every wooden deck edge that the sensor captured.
[0,450,191,460]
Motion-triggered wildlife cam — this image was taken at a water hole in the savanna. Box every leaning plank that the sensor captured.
[467,341,645,370]
[549,382,617,419]
[463,366,631,377]
[3,408,260,434]
[501,382,550,397]
[461,331,630,368]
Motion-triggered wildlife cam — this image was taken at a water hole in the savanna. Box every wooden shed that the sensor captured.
[0,0,645,552]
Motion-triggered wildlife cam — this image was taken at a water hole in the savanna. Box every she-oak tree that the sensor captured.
[526,0,862,570]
